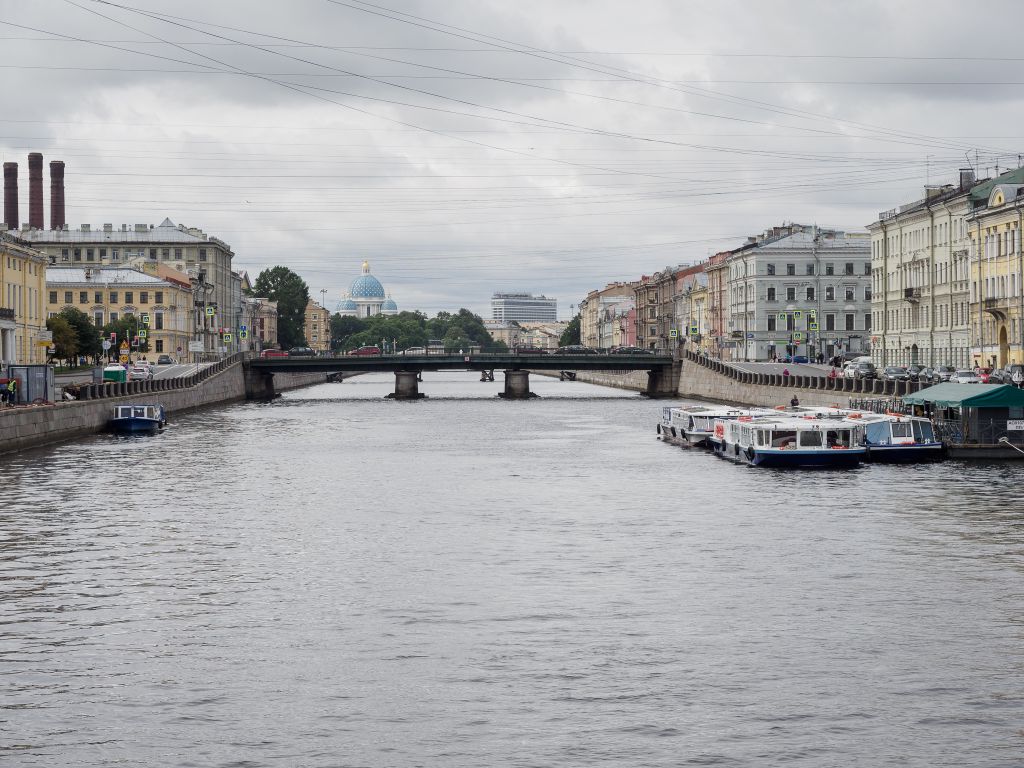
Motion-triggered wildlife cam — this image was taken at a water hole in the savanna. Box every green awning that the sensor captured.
[902,383,1024,408]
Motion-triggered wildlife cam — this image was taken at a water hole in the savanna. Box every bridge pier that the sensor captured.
[387,370,425,400]
[244,368,277,400]
[643,360,681,398]
[499,369,536,399]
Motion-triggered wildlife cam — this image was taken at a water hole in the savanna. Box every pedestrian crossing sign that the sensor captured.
[690,325,699,336]
[793,331,804,341]
[669,329,678,338]
[239,330,248,340]
[138,329,147,338]
[205,306,215,316]
[809,322,819,331]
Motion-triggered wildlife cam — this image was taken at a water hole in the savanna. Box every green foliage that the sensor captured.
[58,307,102,361]
[253,266,310,349]
[46,315,77,365]
[330,308,505,352]
[560,314,581,346]
[102,315,150,356]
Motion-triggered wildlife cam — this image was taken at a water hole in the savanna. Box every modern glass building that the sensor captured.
[491,292,558,322]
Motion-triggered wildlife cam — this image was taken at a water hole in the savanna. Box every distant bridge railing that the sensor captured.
[247,352,673,374]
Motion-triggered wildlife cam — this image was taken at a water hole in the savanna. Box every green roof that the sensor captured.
[970,166,1024,202]
[902,382,1024,408]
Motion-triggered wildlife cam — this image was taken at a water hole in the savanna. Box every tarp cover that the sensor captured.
[902,383,1024,408]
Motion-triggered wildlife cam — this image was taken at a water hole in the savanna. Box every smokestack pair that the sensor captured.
[2,153,65,230]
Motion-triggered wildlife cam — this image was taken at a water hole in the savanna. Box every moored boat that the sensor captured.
[848,412,945,462]
[710,415,866,468]
[658,404,750,447]
[109,404,167,434]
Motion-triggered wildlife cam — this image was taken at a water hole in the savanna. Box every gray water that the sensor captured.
[3,372,1024,767]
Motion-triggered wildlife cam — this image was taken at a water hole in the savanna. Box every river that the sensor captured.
[3,372,1024,767]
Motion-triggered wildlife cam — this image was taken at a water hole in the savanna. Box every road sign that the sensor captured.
[793,331,804,341]
[119,341,129,351]
[239,330,248,340]
[690,326,699,336]
[102,340,111,351]
[138,329,147,338]
[176,346,182,353]
[110,332,117,341]
[746,332,754,339]
[141,314,150,326]
[809,322,819,331]
[205,306,215,316]
[794,311,802,320]
[223,333,233,342]
[777,312,787,323]
[240,324,247,332]
[669,329,678,338]
[188,341,204,353]
[119,354,129,364]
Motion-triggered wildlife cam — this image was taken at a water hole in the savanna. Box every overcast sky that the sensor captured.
[2,0,1023,318]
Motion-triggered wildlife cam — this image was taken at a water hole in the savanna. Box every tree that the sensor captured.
[253,266,310,349]
[46,315,77,366]
[102,316,150,357]
[560,313,581,346]
[330,314,367,350]
[58,307,102,362]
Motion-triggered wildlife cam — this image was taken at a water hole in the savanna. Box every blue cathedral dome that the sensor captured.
[349,261,385,299]
[381,296,398,312]
[336,296,358,312]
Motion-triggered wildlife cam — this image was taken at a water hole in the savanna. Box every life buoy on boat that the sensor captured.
[734,443,741,456]
[657,424,661,435]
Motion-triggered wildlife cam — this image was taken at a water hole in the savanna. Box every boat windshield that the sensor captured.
[770,430,797,448]
[891,422,913,438]
[912,420,935,441]
[826,429,852,447]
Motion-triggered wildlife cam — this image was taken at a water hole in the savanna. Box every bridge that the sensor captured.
[244,352,677,399]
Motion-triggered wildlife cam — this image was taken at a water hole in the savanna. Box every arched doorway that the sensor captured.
[999,325,1010,368]
[910,344,919,365]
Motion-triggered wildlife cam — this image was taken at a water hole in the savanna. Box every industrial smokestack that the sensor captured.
[3,162,17,230]
[49,160,65,230]
[28,152,43,229]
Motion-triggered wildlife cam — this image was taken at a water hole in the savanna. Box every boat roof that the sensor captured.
[902,382,1024,408]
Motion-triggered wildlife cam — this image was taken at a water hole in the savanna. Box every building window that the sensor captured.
[63,291,72,304]
[139,291,149,304]
[786,287,796,301]
[766,263,775,275]
[864,262,871,275]
[109,291,118,304]
[174,248,182,258]
[825,263,834,276]
[125,291,133,304]
[648,307,656,319]
[49,290,57,304]
[786,264,795,276]
[155,340,164,353]
[845,262,854,275]
[61,248,69,262]
[864,313,872,331]
[94,291,102,303]
[767,315,776,331]
[155,291,163,303]
[806,263,815,275]
[845,313,855,331]
[154,311,164,330]
[865,288,872,301]
[79,291,88,304]
[86,248,94,262]
[845,287,854,301]
[93,311,103,326]
[161,248,170,260]
[111,248,119,261]
[149,248,157,260]
[826,314,836,331]
[767,287,776,301]
[199,249,208,262]
[806,287,815,301]
[99,248,106,259]
[825,286,835,301]
[73,248,81,261]
[649,325,657,336]
[110,312,118,323]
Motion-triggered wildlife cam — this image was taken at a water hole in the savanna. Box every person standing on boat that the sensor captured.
[790,394,800,407]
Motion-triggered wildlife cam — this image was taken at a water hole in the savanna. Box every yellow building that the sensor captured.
[46,266,194,360]
[967,175,1024,368]
[1,233,48,364]
[303,300,331,353]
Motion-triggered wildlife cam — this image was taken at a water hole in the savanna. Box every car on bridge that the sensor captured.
[556,345,599,355]
[609,346,654,355]
[260,349,289,358]
[348,345,382,356]
[513,346,548,354]
[288,346,316,357]
[400,346,426,355]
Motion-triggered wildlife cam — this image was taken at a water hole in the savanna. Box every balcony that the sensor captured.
[984,297,1009,318]
[0,307,14,321]
[903,288,920,303]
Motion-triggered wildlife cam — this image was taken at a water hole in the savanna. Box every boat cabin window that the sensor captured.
[826,429,851,447]
[799,430,823,447]
[756,430,769,446]
[912,420,934,441]
[891,422,913,438]
[771,429,797,448]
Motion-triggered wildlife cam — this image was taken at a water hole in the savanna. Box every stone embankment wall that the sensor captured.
[540,351,929,407]
[0,361,330,455]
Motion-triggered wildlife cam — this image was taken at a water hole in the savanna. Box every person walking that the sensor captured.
[782,367,791,378]
[6,377,17,406]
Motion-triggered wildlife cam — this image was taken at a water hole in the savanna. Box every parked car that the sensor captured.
[260,349,289,358]
[918,367,935,384]
[556,345,599,355]
[842,362,859,379]
[779,355,810,364]
[348,345,381,356]
[288,346,316,357]
[906,364,925,381]
[1004,364,1024,386]
[934,364,956,382]
[950,369,982,384]
[400,346,426,355]
[882,366,910,382]
[513,346,548,355]
[853,361,877,380]
[978,367,993,383]
[156,354,175,365]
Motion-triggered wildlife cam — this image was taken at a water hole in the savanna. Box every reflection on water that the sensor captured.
[3,372,1024,767]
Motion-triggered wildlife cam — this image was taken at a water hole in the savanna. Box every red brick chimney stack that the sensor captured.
[28,152,43,229]
[50,160,65,230]
[3,162,17,230]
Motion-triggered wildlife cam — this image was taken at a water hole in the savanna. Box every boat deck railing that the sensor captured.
[933,417,1024,446]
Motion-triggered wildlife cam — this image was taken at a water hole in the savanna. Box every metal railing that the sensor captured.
[934,417,1024,446]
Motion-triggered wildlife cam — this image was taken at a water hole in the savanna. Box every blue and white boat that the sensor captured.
[848,412,944,463]
[659,404,750,447]
[710,415,866,468]
[109,404,167,434]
